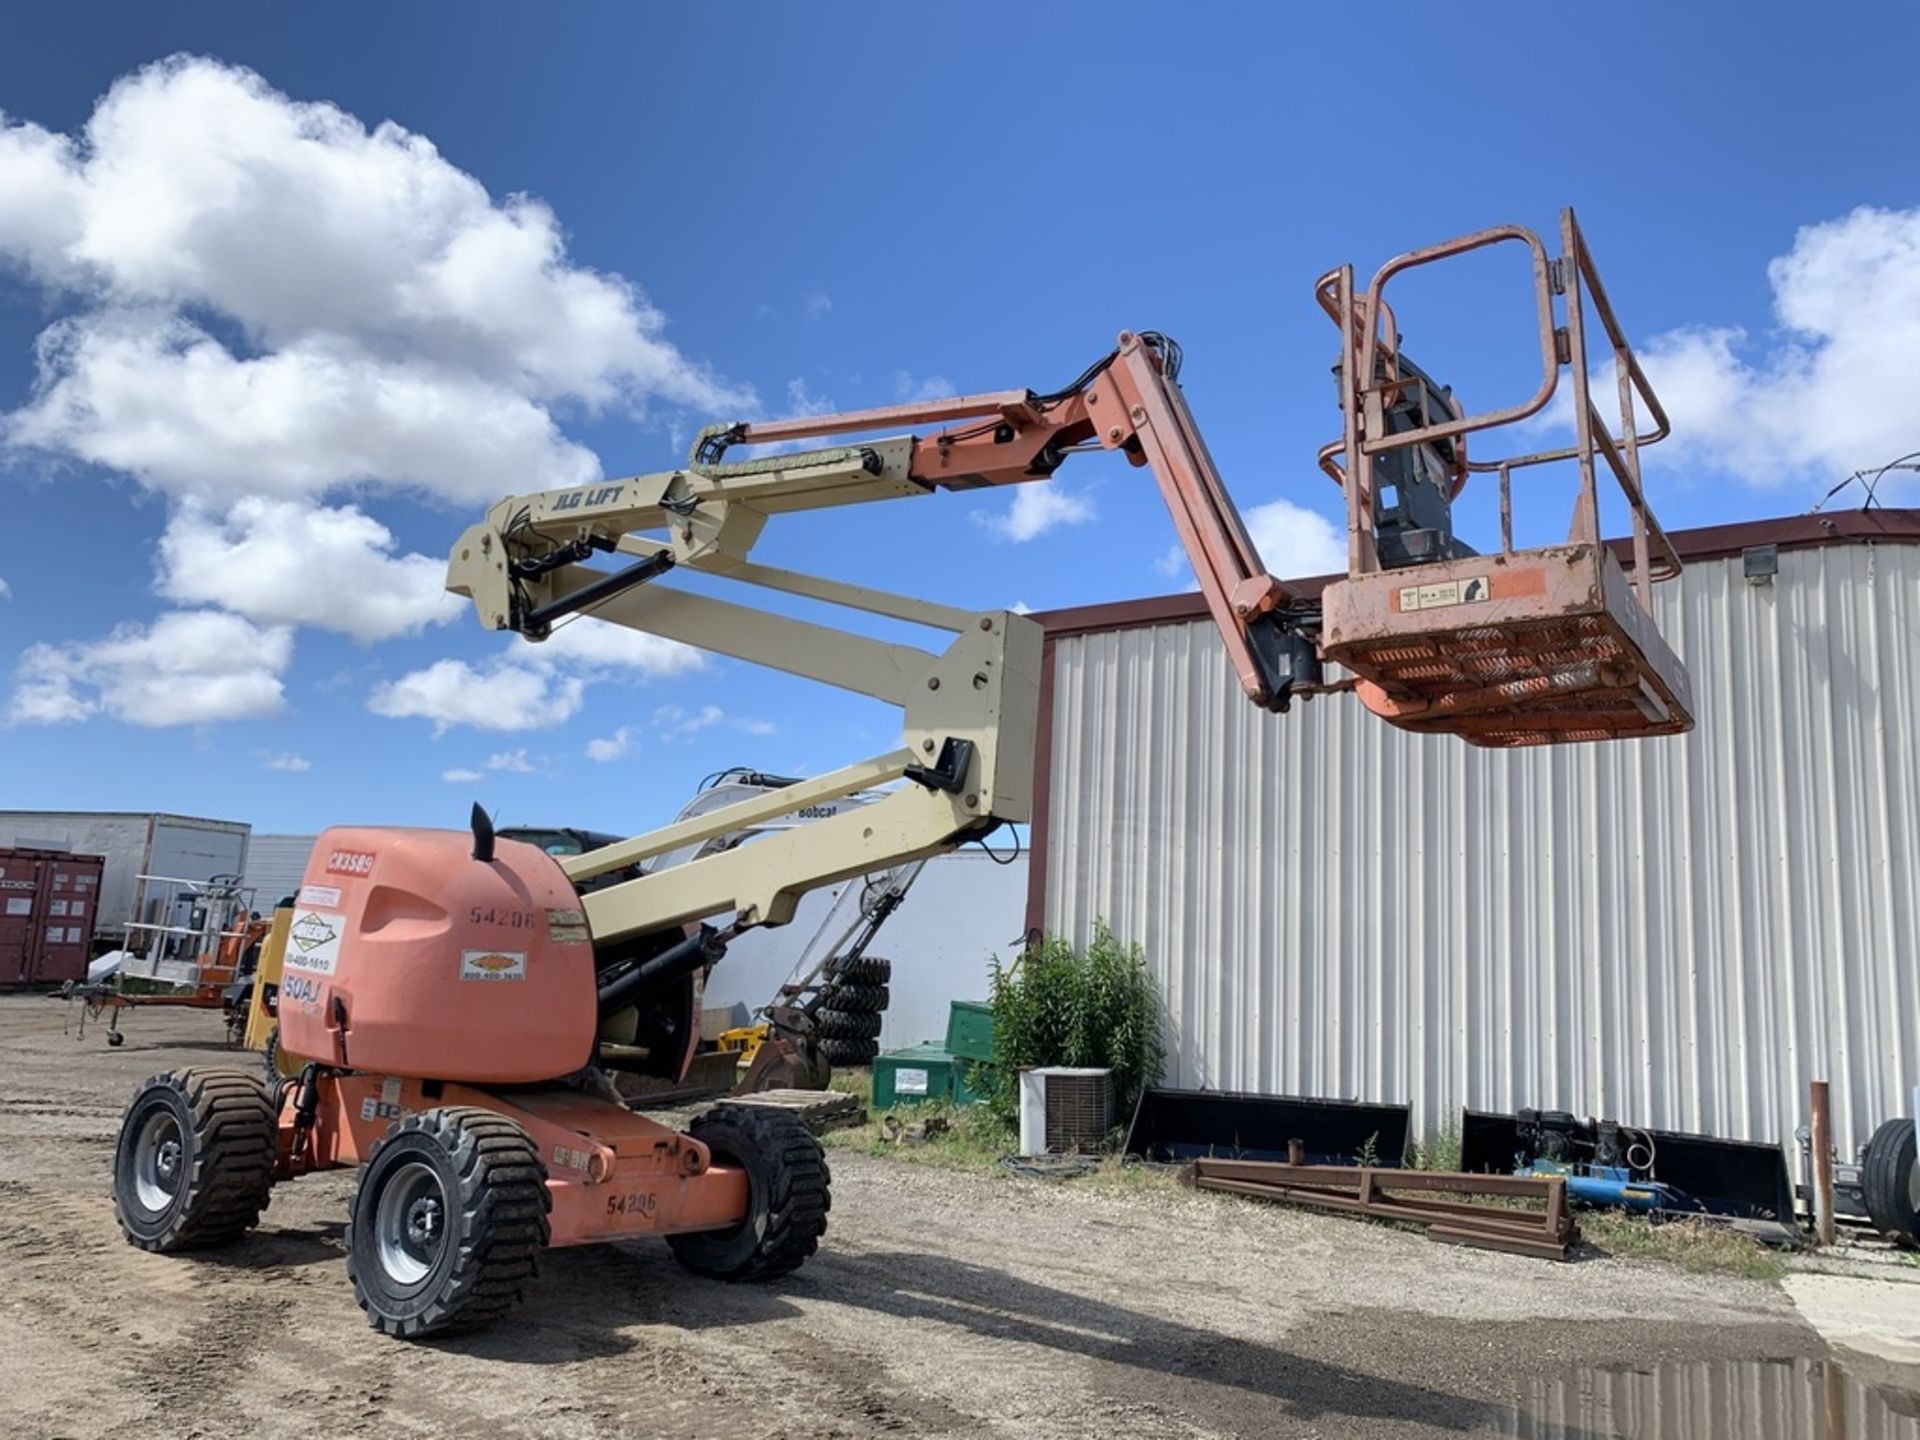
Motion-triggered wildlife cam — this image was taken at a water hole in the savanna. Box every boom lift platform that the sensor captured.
[109,210,1694,1339]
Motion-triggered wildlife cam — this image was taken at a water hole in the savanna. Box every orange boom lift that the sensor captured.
[109,210,1691,1338]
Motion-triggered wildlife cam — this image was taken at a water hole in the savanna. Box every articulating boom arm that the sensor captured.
[694,330,1318,711]
[446,330,1310,948]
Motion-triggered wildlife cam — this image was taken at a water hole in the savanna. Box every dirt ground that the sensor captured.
[0,996,1837,1440]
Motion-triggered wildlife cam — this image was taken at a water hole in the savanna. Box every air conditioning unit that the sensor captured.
[1017,1067,1114,1156]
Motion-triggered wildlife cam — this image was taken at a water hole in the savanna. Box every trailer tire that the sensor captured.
[815,1007,882,1040]
[1863,1118,1919,1246]
[820,982,889,1014]
[821,1037,878,1067]
[668,1104,829,1282]
[347,1108,550,1339]
[114,1069,276,1253]
[828,954,892,986]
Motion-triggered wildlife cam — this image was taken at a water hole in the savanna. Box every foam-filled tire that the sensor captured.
[1863,1118,1919,1246]
[346,1107,550,1339]
[828,954,892,986]
[113,1069,276,1253]
[815,1008,882,1041]
[820,982,889,1014]
[821,1037,878,1067]
[667,1103,829,1282]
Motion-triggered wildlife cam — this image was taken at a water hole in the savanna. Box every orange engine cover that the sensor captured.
[277,826,597,1084]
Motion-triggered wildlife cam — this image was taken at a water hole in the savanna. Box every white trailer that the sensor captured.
[0,812,250,946]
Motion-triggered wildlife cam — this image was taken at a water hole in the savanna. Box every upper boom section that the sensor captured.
[448,331,1320,711]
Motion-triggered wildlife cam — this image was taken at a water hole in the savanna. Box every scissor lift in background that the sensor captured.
[1315,208,1693,747]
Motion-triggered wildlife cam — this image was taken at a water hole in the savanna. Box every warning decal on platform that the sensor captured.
[1398,575,1491,612]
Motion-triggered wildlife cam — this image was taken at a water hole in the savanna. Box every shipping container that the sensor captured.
[0,846,106,986]
[0,812,249,945]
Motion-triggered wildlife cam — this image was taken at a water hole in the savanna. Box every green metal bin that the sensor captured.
[873,1043,955,1108]
[945,1000,996,1063]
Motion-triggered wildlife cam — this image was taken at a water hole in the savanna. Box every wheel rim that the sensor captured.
[374,1159,449,1289]
[133,1107,186,1214]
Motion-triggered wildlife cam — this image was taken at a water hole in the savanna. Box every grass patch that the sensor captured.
[821,1084,1012,1176]
[821,1085,1785,1280]
[821,1072,1182,1191]
[1580,1213,1787,1281]
[1406,1127,1461,1173]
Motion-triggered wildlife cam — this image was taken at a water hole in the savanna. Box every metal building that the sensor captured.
[1028,511,1920,1160]
[0,811,250,944]
[242,833,319,908]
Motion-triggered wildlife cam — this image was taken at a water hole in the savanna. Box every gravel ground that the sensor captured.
[0,995,1830,1439]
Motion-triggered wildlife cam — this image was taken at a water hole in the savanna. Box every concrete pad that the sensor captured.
[1786,1272,1920,1366]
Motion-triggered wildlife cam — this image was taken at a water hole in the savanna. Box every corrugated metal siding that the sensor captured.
[1501,1358,1919,1438]
[243,834,318,908]
[1043,543,1920,1159]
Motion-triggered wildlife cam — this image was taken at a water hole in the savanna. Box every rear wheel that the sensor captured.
[667,1103,829,1281]
[113,1069,276,1252]
[1863,1118,1919,1246]
[346,1107,550,1338]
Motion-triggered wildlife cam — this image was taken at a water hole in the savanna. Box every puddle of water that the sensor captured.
[1503,1357,1920,1439]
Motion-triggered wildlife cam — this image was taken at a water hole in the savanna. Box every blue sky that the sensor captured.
[2,2,1916,836]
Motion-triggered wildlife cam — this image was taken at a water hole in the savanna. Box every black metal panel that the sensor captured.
[1124,1086,1410,1167]
[1458,1107,1795,1224]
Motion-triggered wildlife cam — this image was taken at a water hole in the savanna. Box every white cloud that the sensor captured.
[485,748,538,774]
[973,481,1096,543]
[586,725,634,762]
[0,578,10,599]
[1244,500,1347,579]
[528,621,704,678]
[0,56,752,723]
[157,496,461,641]
[893,370,955,402]
[651,703,774,742]
[368,656,584,735]
[1009,600,1033,615]
[442,767,483,784]
[260,751,311,772]
[9,313,602,507]
[805,289,832,321]
[0,58,746,419]
[7,611,292,727]
[368,619,704,736]
[1151,502,1346,590]
[1537,205,1920,494]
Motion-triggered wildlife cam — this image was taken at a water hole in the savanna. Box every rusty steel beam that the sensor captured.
[1191,1159,1577,1261]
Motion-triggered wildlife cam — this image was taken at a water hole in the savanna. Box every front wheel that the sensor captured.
[113,1069,276,1252]
[667,1103,829,1282]
[346,1108,550,1339]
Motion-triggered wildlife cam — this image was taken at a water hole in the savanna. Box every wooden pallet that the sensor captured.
[728,1088,867,1135]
